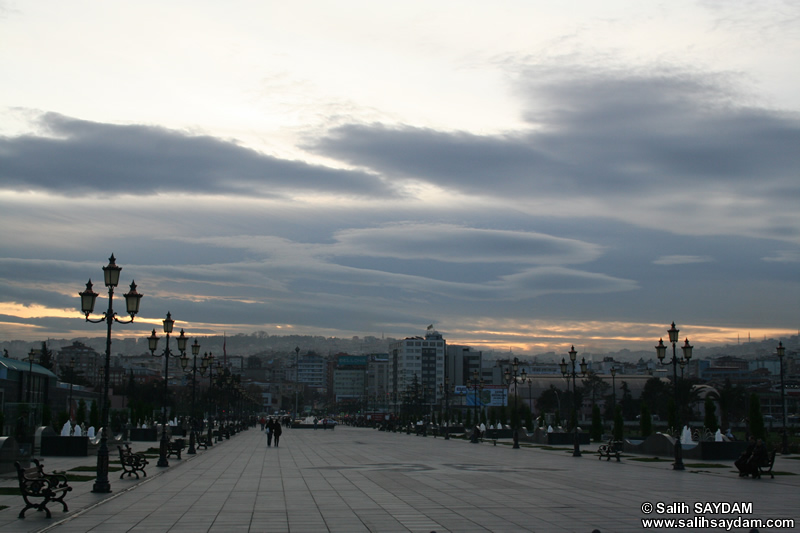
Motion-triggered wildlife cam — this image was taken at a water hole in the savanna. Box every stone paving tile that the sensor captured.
[1,428,799,532]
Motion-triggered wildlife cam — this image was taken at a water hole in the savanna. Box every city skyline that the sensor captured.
[1,2,799,353]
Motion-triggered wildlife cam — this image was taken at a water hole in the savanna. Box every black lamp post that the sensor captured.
[560,346,587,457]
[439,379,451,440]
[27,349,36,403]
[294,346,300,420]
[147,313,188,467]
[180,339,204,454]
[504,357,526,449]
[655,321,692,471]
[466,371,483,430]
[79,254,143,494]
[776,342,789,455]
[203,354,215,446]
[68,357,75,421]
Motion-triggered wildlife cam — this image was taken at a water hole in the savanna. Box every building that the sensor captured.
[389,327,446,414]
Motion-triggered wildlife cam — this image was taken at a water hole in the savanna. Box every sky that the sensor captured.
[1,1,799,356]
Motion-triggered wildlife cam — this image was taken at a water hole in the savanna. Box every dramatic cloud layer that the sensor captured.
[1,2,798,355]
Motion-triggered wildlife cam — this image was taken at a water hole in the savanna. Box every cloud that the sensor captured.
[762,250,800,263]
[329,223,603,264]
[310,67,800,242]
[653,255,714,265]
[0,112,398,199]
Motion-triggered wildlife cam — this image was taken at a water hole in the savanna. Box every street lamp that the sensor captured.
[79,254,143,494]
[205,356,219,445]
[68,357,75,421]
[27,349,36,403]
[504,357,526,449]
[180,339,204,455]
[560,346,587,457]
[466,371,484,431]
[294,346,300,421]
[776,342,789,455]
[655,321,692,471]
[147,313,188,467]
[439,378,451,440]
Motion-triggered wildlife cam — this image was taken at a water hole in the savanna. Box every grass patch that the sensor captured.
[0,487,21,495]
[63,474,95,482]
[628,457,671,462]
[70,465,121,472]
[685,463,728,468]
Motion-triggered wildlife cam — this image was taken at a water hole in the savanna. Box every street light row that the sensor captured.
[77,254,255,494]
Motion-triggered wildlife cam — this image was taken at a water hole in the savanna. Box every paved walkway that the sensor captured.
[1,427,798,532]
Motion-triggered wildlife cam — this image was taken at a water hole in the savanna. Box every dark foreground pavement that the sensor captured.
[1,426,798,532]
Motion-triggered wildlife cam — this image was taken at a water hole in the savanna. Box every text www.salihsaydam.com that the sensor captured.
[642,516,795,529]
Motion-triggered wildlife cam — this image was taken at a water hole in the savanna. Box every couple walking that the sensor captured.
[265,418,282,447]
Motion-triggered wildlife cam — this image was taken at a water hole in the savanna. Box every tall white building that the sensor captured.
[389,327,446,412]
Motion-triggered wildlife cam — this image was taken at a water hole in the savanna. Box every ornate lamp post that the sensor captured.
[655,321,692,471]
[147,313,188,467]
[776,342,789,455]
[27,348,36,403]
[466,371,484,430]
[560,346,587,457]
[294,346,300,420]
[504,357,526,449]
[79,254,143,494]
[439,378,451,440]
[180,339,205,454]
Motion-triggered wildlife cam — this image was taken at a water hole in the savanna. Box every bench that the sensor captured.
[167,438,186,459]
[14,458,73,519]
[195,433,209,450]
[597,440,622,462]
[754,450,776,479]
[118,445,149,479]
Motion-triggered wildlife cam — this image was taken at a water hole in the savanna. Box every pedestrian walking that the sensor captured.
[266,418,274,447]
[273,419,283,447]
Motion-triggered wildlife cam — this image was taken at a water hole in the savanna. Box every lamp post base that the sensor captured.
[573,430,582,457]
[673,439,685,470]
[91,435,112,493]
[512,429,520,449]
[157,430,170,467]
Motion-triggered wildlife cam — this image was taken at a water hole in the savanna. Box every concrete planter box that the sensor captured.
[547,432,590,445]
[40,436,89,456]
[130,428,158,441]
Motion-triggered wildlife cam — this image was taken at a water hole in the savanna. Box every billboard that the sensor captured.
[454,385,507,407]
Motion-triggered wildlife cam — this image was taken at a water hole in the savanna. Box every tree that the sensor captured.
[89,400,100,429]
[581,372,610,407]
[619,381,636,420]
[716,379,747,431]
[76,399,87,425]
[704,396,719,433]
[591,404,603,442]
[640,403,652,438]
[537,385,564,425]
[667,398,677,434]
[42,403,52,429]
[39,341,55,371]
[640,377,670,420]
[748,393,765,440]
[613,405,624,441]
